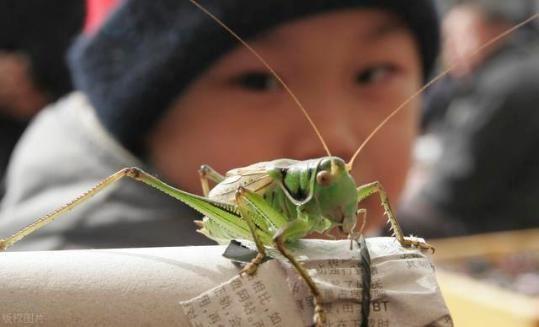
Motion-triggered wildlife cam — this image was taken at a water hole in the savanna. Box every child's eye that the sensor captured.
[355,64,398,85]
[233,72,280,92]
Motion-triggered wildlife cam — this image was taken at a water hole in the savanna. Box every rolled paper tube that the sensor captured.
[0,246,238,326]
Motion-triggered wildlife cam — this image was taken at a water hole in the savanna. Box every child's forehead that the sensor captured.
[248,9,409,47]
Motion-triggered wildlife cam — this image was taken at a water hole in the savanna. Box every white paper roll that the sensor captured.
[0,246,238,326]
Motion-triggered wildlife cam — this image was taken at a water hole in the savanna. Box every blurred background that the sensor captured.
[0,0,537,325]
[0,0,85,195]
[401,1,539,325]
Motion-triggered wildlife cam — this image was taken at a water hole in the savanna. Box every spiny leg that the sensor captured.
[0,168,137,251]
[1,167,242,251]
[234,187,270,275]
[233,188,326,326]
[274,223,326,327]
[357,181,434,252]
[199,164,225,196]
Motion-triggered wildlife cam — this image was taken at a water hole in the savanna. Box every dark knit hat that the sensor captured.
[0,0,85,100]
[69,0,440,154]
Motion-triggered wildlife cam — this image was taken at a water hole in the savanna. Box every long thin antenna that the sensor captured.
[347,12,539,170]
[189,0,332,157]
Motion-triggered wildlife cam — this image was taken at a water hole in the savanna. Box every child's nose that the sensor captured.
[319,111,359,160]
[299,93,361,159]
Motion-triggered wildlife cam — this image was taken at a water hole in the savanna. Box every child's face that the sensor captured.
[147,9,422,228]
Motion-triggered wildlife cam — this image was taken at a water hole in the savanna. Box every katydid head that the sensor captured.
[313,157,358,234]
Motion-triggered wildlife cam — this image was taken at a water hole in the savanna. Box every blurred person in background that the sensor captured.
[399,0,539,238]
[0,0,440,251]
[0,0,85,196]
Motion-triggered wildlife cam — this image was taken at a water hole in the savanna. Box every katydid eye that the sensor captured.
[356,64,397,85]
[316,170,332,186]
[234,72,280,91]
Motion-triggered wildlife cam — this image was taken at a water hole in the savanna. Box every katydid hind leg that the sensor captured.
[199,164,225,196]
[0,168,140,251]
[0,167,247,251]
[129,168,260,243]
[357,181,434,252]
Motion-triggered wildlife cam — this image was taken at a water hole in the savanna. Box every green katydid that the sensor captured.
[0,160,428,326]
[1,1,536,326]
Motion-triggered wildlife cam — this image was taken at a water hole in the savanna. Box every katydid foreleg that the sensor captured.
[346,208,367,250]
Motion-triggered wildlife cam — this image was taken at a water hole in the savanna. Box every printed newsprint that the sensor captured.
[180,238,453,327]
